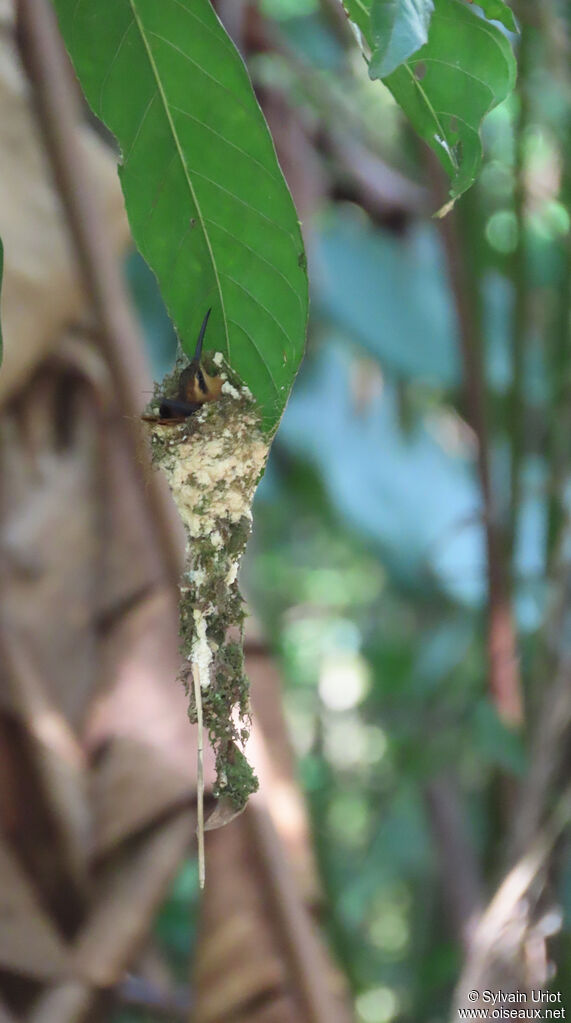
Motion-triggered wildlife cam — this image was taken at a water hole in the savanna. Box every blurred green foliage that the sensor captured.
[123,2,571,1021]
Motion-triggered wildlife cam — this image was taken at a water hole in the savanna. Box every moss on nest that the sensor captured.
[143,351,269,814]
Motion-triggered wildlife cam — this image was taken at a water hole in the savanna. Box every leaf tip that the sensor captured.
[434,197,457,219]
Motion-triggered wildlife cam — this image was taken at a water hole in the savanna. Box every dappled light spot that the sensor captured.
[319,651,369,711]
[485,209,518,253]
[356,986,399,1023]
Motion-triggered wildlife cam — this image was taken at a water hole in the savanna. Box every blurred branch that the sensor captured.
[508,12,532,567]
[246,800,353,1023]
[452,785,570,1019]
[511,640,571,857]
[425,778,483,950]
[215,0,248,52]
[28,810,195,1023]
[546,170,571,566]
[453,537,571,1010]
[317,0,356,48]
[325,132,427,225]
[546,35,571,567]
[248,13,426,222]
[15,0,184,590]
[194,792,352,1023]
[427,155,523,728]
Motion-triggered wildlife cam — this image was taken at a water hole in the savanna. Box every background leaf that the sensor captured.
[474,0,518,34]
[343,0,516,203]
[381,0,517,200]
[313,209,460,385]
[369,0,434,79]
[52,0,308,428]
[276,340,482,601]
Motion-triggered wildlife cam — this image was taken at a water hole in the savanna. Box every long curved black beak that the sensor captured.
[191,308,212,365]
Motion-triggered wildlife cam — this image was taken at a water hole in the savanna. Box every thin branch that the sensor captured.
[507,14,531,566]
[426,153,523,728]
[546,126,571,565]
[425,777,484,950]
[511,650,571,857]
[15,0,184,590]
[246,800,354,1023]
[452,785,571,1020]
[317,0,356,48]
[255,17,425,205]
[215,0,248,53]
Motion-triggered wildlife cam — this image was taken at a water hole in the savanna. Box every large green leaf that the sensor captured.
[344,0,516,204]
[369,0,434,79]
[52,0,308,428]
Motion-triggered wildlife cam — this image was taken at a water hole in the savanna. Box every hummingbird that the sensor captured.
[145,308,223,424]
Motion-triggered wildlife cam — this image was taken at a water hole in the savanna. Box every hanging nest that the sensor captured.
[143,350,270,820]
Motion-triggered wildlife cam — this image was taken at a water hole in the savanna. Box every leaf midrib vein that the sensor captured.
[128,0,230,356]
[402,63,457,171]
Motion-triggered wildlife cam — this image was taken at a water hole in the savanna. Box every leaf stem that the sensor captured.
[127,0,229,355]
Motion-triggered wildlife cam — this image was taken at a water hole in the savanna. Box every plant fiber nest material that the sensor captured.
[144,358,269,820]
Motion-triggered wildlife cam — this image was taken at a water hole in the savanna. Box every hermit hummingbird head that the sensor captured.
[179,307,222,405]
[143,307,222,423]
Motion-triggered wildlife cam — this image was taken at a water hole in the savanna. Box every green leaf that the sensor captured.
[369,0,434,79]
[345,0,517,44]
[343,0,516,203]
[473,0,518,34]
[342,0,373,42]
[0,237,3,366]
[52,0,308,429]
[380,0,517,202]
